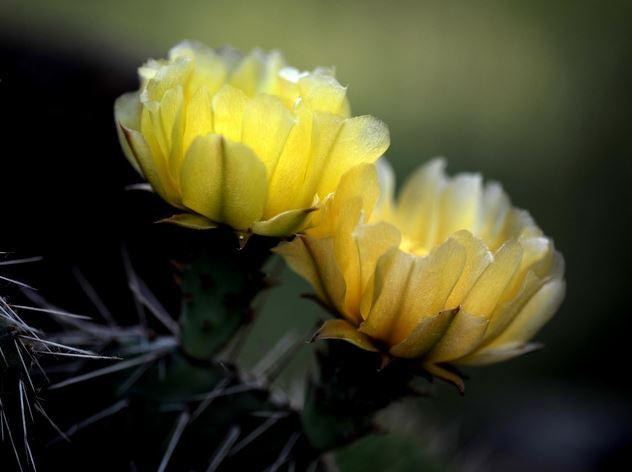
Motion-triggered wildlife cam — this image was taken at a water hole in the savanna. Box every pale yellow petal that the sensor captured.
[158,213,217,230]
[120,125,180,206]
[251,207,316,237]
[163,86,185,180]
[389,307,459,359]
[456,342,542,366]
[229,50,265,96]
[436,173,483,243]
[170,42,228,96]
[180,134,223,221]
[298,73,347,115]
[114,92,141,173]
[242,94,296,174]
[180,135,267,230]
[142,56,192,102]
[372,158,396,222]
[212,85,248,142]
[301,112,344,198]
[315,116,390,198]
[182,85,214,153]
[312,319,379,353]
[264,104,314,216]
[479,181,511,248]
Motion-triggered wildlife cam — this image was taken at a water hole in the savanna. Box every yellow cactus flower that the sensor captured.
[276,159,565,390]
[115,41,389,237]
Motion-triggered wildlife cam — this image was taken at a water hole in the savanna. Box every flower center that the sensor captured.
[399,235,430,257]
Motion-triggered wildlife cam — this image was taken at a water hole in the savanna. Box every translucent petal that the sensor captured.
[180,135,267,230]
[315,116,390,198]
[242,94,296,175]
[298,73,347,115]
[396,159,446,248]
[212,85,248,142]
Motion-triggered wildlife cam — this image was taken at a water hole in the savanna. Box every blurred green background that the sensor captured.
[1,0,630,469]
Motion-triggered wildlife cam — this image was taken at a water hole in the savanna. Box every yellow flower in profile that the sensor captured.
[276,159,565,390]
[114,41,389,237]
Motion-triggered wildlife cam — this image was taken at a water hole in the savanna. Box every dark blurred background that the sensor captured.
[1,0,631,470]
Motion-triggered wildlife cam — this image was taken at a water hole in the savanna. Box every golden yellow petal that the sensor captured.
[157,213,217,230]
[274,237,329,304]
[180,135,267,230]
[354,222,402,307]
[302,236,348,320]
[424,310,489,363]
[312,319,379,353]
[391,238,466,343]
[275,236,347,319]
[212,84,248,142]
[461,240,523,316]
[389,307,459,359]
[445,230,492,307]
[486,276,565,347]
[358,248,414,345]
[423,362,465,394]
